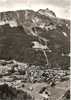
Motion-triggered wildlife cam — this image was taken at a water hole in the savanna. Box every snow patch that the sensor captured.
[9,21,17,27]
[62,32,67,37]
[32,41,48,49]
[0,21,5,25]
[0,20,17,27]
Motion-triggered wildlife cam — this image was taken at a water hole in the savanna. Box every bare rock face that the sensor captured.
[38,8,56,17]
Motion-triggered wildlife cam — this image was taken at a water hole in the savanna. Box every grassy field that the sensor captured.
[17,80,69,100]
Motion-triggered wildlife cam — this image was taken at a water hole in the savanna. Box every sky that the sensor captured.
[0,0,70,19]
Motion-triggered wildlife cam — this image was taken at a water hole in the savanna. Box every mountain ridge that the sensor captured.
[0,8,70,68]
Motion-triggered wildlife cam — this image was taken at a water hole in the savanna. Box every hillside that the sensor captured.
[0,8,70,68]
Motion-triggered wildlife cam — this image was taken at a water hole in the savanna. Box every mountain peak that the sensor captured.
[38,8,56,17]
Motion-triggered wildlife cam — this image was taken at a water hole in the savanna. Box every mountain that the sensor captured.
[0,8,70,69]
[38,8,56,17]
